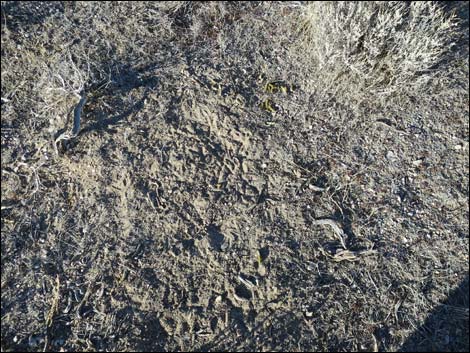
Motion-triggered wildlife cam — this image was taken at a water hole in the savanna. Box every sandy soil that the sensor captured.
[1,2,469,352]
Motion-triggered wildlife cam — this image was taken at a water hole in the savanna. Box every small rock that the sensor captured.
[257,263,267,277]
[28,335,44,347]
[52,338,65,347]
[444,334,450,345]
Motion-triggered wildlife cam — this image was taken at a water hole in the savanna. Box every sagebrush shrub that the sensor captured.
[293,1,460,107]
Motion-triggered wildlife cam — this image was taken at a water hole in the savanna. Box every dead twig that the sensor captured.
[54,92,87,155]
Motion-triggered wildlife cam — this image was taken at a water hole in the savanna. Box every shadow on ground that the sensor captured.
[400,275,469,352]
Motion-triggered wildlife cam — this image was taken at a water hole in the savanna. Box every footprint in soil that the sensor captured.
[234,284,253,301]
[207,224,226,251]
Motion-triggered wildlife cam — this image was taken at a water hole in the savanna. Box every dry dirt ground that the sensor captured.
[1,2,469,352]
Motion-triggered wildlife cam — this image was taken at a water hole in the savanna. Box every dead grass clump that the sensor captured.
[34,52,88,135]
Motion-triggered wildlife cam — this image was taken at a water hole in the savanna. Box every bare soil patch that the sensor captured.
[1,2,468,351]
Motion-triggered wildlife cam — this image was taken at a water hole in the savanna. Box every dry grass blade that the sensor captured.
[332,248,377,263]
[45,275,60,328]
[312,218,348,249]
